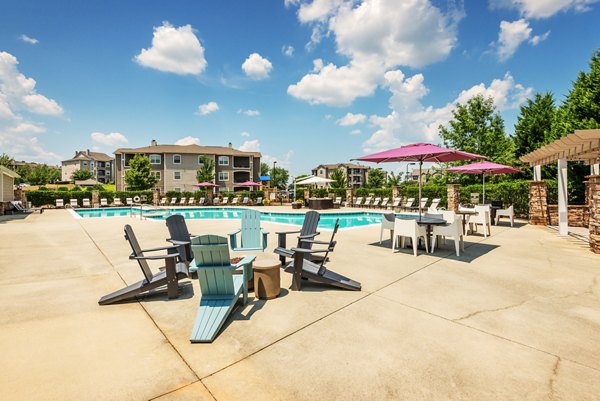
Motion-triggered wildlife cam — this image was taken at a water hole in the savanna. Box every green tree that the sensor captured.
[124,154,158,190]
[367,168,386,188]
[0,153,14,169]
[260,162,270,177]
[196,155,215,183]
[387,171,402,187]
[71,169,94,182]
[271,166,289,189]
[330,168,347,188]
[26,164,60,185]
[439,95,514,165]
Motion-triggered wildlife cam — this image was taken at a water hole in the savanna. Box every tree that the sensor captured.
[387,171,402,187]
[196,155,215,183]
[71,169,94,182]
[260,162,270,177]
[0,153,14,169]
[367,168,386,188]
[514,93,556,158]
[124,154,158,190]
[439,95,514,165]
[271,166,289,189]
[25,164,60,185]
[330,168,347,188]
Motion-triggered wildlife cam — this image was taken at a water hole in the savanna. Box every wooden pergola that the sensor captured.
[520,129,600,236]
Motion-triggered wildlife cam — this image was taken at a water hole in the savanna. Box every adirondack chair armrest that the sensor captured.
[139,245,180,253]
[299,239,329,245]
[290,247,329,254]
[260,228,269,235]
[228,229,242,236]
[275,229,301,235]
[167,239,190,246]
[232,255,256,283]
[298,232,320,240]
[130,253,180,261]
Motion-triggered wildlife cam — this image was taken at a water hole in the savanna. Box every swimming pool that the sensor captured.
[72,207,390,229]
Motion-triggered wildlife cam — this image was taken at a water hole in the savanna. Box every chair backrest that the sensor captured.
[491,200,503,208]
[123,224,154,283]
[170,198,177,205]
[404,198,415,207]
[425,212,443,220]
[430,198,441,209]
[240,209,263,249]
[165,214,194,263]
[83,199,90,206]
[126,198,133,205]
[381,198,389,205]
[256,197,262,204]
[56,199,64,207]
[382,213,395,229]
[392,198,401,206]
[242,197,249,204]
[393,218,418,237]
[188,198,195,205]
[190,235,236,296]
[114,198,122,205]
[441,210,456,222]
[315,219,340,273]
[70,199,78,207]
[474,205,491,223]
[160,197,167,205]
[179,197,187,204]
[198,197,205,205]
[100,198,108,205]
[420,198,428,208]
[222,197,229,204]
[355,197,363,205]
[335,197,342,203]
[10,201,25,211]
[470,193,480,205]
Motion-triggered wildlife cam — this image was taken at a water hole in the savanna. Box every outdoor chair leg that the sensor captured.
[290,252,303,291]
[165,257,179,299]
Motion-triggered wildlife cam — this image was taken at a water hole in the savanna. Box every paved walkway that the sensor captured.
[1,208,599,400]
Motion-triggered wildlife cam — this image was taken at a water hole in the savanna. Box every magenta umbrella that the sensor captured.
[193,182,219,187]
[353,143,486,217]
[448,161,519,204]
[234,180,261,187]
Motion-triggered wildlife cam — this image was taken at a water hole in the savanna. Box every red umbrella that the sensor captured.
[234,181,261,187]
[353,143,486,216]
[193,182,218,187]
[447,161,519,204]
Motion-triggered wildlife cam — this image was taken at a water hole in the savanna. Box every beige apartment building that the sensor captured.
[61,150,114,183]
[114,140,261,193]
[311,163,371,188]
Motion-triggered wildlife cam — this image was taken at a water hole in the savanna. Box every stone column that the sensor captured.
[0,202,5,216]
[528,181,548,226]
[92,190,100,207]
[447,184,460,212]
[587,175,600,253]
[14,188,24,202]
[303,188,310,200]
[345,187,353,204]
[152,189,160,206]
[392,186,400,199]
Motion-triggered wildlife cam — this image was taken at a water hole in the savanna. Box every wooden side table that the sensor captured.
[253,259,281,300]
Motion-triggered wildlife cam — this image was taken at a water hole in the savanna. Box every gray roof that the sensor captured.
[114,143,261,157]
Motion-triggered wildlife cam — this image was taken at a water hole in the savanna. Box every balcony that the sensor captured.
[233,156,251,169]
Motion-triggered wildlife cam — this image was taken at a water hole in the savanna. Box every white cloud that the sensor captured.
[362,71,532,153]
[288,0,462,106]
[530,30,551,45]
[238,109,260,116]
[351,129,361,135]
[19,34,39,45]
[337,112,367,126]
[90,132,128,148]
[262,150,294,169]
[0,51,64,163]
[197,101,219,115]
[238,139,261,152]
[496,19,532,61]
[242,53,273,80]
[282,45,295,57]
[489,0,597,19]
[240,131,251,137]
[135,22,207,75]
[175,136,201,145]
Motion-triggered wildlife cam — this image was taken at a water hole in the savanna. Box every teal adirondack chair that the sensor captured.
[228,209,269,252]
[190,235,255,343]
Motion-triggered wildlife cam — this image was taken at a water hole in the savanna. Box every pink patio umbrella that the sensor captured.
[193,182,219,187]
[447,161,519,204]
[233,180,261,188]
[353,143,486,217]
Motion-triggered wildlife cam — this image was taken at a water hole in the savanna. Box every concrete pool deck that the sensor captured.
[1,207,599,400]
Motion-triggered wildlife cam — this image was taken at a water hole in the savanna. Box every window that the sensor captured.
[173,154,181,164]
[150,154,161,164]
[154,171,161,180]
[198,155,205,165]
[82,162,88,166]
[218,171,229,182]
[174,171,181,180]
[319,169,324,175]
[218,156,229,166]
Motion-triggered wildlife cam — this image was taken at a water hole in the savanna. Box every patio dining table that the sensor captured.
[457,209,478,234]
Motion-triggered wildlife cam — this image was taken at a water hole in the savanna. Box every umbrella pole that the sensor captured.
[482,173,485,204]
[418,160,423,219]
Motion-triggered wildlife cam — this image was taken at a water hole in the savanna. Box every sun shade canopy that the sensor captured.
[295,176,334,185]
[233,181,261,187]
[447,161,520,175]
[520,129,600,166]
[193,182,219,187]
[352,143,485,163]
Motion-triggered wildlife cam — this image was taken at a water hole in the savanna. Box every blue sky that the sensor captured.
[1,0,599,177]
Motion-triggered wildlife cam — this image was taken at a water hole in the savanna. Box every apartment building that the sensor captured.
[408,168,438,184]
[113,140,261,192]
[311,163,371,188]
[61,150,114,183]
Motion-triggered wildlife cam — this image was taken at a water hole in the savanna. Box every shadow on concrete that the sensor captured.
[107,281,196,304]
[0,214,31,223]
[367,239,498,263]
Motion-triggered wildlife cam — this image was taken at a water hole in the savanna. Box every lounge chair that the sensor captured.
[98,224,189,305]
[229,209,269,252]
[353,197,363,208]
[363,197,373,208]
[333,197,342,208]
[126,197,134,206]
[389,198,401,211]
[9,200,39,214]
[170,198,177,206]
[178,197,187,206]
[197,197,205,206]
[55,199,64,208]
[371,197,381,209]
[419,197,428,210]
[188,198,196,206]
[241,197,249,206]
[221,197,229,206]
[495,205,514,226]
[189,235,255,343]
[254,196,263,206]
[100,198,108,207]
[230,197,239,206]
[113,198,123,206]
[82,198,91,208]
[380,198,389,209]
[284,219,361,291]
[69,199,79,208]
[160,197,167,206]
[274,210,320,266]
[429,198,441,211]
[401,198,414,212]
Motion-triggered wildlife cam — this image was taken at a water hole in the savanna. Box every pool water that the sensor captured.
[73,207,389,229]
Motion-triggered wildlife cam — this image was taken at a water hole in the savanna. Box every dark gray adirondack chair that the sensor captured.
[165,214,195,267]
[98,224,188,305]
[190,235,255,343]
[228,209,268,252]
[274,210,320,265]
[285,219,361,291]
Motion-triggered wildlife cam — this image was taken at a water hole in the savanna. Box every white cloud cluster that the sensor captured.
[19,34,39,45]
[489,0,597,19]
[90,132,128,148]
[197,101,219,115]
[494,19,550,61]
[287,0,462,106]
[337,112,366,126]
[238,109,260,116]
[362,71,533,153]
[282,45,295,57]
[242,53,273,80]
[135,22,207,75]
[240,131,250,137]
[0,51,63,162]
[238,139,261,152]
[175,136,201,145]
[262,150,294,169]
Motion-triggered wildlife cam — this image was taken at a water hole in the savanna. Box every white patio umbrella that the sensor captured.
[295,176,335,185]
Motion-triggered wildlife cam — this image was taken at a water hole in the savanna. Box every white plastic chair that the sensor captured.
[379,213,396,246]
[392,218,429,257]
[431,215,464,256]
[469,205,491,237]
[495,205,514,226]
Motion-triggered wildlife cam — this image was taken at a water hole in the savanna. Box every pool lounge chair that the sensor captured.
[98,224,189,305]
[170,198,177,206]
[380,198,389,209]
[428,198,441,212]
[100,198,108,207]
[178,197,187,206]
[229,209,269,252]
[160,197,167,206]
[230,197,239,206]
[113,198,123,206]
[126,198,134,206]
[188,198,196,206]
[82,198,91,208]
[371,197,381,209]
[353,197,363,208]
[55,199,64,208]
[401,198,414,212]
[284,219,361,291]
[241,197,249,206]
[388,198,400,210]
[362,197,373,208]
[254,196,263,206]
[189,235,254,342]
[9,201,41,214]
[69,199,79,208]
[221,197,229,206]
[197,197,205,206]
